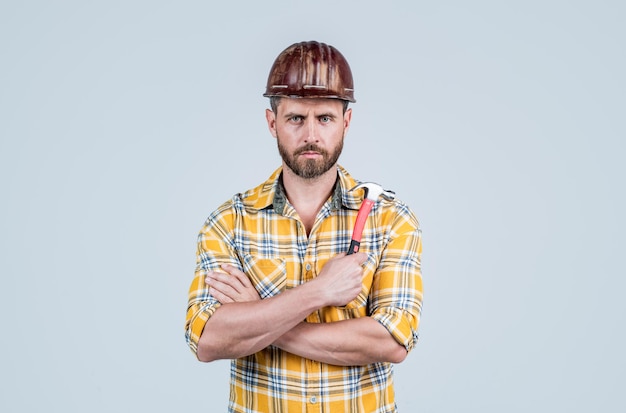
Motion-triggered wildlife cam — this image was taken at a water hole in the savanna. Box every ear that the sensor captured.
[266,109,277,138]
[343,108,353,134]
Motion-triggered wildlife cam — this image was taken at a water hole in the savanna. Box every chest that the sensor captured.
[231,207,388,295]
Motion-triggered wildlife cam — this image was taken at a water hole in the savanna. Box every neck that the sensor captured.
[281,164,338,232]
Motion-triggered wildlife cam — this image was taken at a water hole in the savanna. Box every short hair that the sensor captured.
[269,97,349,114]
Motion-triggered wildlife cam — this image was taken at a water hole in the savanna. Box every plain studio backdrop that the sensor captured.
[1,1,624,412]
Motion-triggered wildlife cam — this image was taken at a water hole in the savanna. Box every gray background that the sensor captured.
[1,1,624,412]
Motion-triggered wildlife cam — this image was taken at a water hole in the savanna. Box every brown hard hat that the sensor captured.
[263,41,356,103]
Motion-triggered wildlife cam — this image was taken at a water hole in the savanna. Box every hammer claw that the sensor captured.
[347,182,395,254]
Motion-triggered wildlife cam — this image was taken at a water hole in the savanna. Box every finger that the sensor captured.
[223,264,255,288]
[208,270,244,294]
[221,264,252,289]
[206,276,240,300]
[222,268,261,301]
[208,267,261,302]
[220,267,261,302]
[352,252,368,265]
[209,286,233,304]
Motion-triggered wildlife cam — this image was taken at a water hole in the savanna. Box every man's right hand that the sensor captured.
[313,252,368,307]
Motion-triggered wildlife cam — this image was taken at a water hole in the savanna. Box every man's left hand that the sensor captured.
[205,264,261,303]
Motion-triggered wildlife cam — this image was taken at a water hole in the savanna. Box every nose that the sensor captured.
[304,117,319,143]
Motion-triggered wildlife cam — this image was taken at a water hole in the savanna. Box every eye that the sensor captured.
[289,116,303,123]
[319,116,332,123]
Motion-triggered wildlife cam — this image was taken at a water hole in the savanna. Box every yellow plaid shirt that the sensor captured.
[186,165,423,413]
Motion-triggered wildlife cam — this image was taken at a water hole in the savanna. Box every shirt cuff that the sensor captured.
[185,302,221,355]
[372,307,419,352]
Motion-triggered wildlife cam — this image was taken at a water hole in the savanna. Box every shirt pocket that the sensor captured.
[241,255,286,299]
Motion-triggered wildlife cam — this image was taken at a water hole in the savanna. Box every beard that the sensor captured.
[277,136,344,179]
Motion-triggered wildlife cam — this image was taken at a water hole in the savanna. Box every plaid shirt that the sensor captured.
[186,165,423,413]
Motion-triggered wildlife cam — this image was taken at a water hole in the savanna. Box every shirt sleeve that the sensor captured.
[369,203,423,352]
[185,201,241,356]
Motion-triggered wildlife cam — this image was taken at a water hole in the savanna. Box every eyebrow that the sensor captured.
[283,112,337,119]
[283,112,303,119]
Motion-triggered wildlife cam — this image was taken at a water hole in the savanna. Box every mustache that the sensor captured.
[294,144,327,156]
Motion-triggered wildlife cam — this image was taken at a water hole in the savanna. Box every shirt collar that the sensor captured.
[242,165,363,214]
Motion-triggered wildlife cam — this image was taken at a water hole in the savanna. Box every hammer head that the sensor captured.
[350,182,396,202]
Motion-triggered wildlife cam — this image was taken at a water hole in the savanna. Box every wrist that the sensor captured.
[299,276,331,309]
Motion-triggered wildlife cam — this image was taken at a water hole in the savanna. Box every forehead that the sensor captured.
[277,98,344,114]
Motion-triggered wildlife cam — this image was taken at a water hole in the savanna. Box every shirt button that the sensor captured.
[305,263,311,271]
[310,396,317,404]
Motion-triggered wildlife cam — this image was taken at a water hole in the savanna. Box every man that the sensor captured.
[185,41,423,412]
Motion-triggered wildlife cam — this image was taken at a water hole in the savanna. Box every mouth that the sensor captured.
[299,150,321,158]
[296,145,325,158]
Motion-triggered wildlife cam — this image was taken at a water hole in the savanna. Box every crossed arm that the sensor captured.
[196,255,408,365]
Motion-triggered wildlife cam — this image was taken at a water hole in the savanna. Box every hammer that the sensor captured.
[347,182,396,254]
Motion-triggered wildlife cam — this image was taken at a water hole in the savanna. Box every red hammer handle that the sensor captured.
[347,198,375,254]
